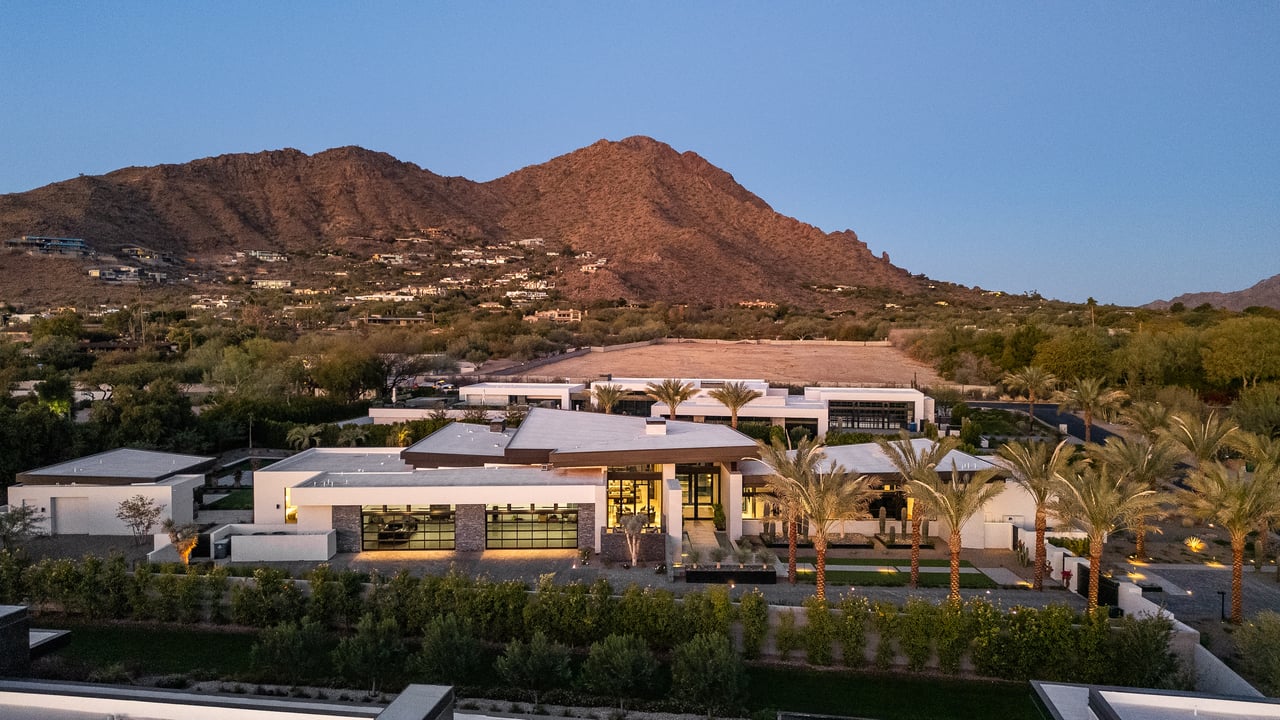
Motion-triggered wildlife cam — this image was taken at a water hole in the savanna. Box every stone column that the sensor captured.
[576,503,595,551]
[332,505,362,553]
[456,504,487,552]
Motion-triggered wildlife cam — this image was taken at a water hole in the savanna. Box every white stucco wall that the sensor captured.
[8,476,200,535]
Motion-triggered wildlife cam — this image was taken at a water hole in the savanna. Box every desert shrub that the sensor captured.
[495,630,573,705]
[835,594,870,667]
[578,634,658,707]
[1105,614,1181,689]
[872,601,898,670]
[898,598,937,671]
[803,596,835,666]
[1237,611,1280,696]
[251,618,334,684]
[411,613,485,685]
[738,589,769,659]
[670,634,747,716]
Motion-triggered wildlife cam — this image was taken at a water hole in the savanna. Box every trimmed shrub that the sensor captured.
[670,634,747,716]
[578,634,658,707]
[738,589,769,659]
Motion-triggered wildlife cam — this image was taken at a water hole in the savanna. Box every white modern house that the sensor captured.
[457,381,585,409]
[253,408,758,558]
[739,439,1036,550]
[7,449,214,535]
[617,378,934,435]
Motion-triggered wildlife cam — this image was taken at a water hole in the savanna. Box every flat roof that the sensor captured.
[740,438,996,478]
[1032,682,1280,720]
[508,408,756,455]
[295,466,600,489]
[404,422,514,460]
[20,449,214,481]
[459,382,585,391]
[263,449,411,474]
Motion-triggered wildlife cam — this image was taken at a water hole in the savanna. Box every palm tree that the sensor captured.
[1055,377,1128,443]
[1049,464,1164,611]
[1121,401,1172,443]
[1178,461,1280,623]
[707,381,763,430]
[1002,366,1059,424]
[997,439,1075,590]
[758,437,876,600]
[1164,410,1239,467]
[876,430,962,588]
[591,383,625,414]
[909,463,1005,603]
[645,379,698,421]
[1230,431,1280,468]
[287,423,324,451]
[1088,435,1179,559]
[337,424,369,447]
[756,436,828,585]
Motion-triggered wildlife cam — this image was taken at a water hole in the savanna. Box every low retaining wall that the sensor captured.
[600,531,666,564]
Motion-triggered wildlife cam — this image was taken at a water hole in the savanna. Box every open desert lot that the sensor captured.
[512,341,943,386]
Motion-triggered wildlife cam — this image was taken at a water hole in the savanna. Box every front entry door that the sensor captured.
[679,466,719,520]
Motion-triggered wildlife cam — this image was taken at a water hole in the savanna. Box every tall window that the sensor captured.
[607,465,661,528]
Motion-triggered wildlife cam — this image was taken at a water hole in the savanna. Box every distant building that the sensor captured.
[251,279,293,289]
[4,236,90,257]
[247,250,288,263]
[524,308,583,324]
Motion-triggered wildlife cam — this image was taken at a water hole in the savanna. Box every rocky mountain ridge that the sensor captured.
[0,136,931,306]
[1146,273,1280,312]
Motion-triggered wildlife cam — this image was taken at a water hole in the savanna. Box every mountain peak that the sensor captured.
[0,138,924,307]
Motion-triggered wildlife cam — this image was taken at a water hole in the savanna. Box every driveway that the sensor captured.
[968,401,1115,444]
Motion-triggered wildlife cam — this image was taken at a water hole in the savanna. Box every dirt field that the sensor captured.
[512,341,943,386]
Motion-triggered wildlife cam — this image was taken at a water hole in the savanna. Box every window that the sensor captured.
[607,465,661,528]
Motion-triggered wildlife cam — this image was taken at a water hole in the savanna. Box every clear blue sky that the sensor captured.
[2,3,1277,306]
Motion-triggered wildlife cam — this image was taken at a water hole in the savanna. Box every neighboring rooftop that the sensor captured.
[17,448,215,486]
[263,448,410,475]
[740,438,997,478]
[403,422,515,462]
[294,466,599,489]
[1032,681,1280,720]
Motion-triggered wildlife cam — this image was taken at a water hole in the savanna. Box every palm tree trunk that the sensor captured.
[815,536,828,601]
[1088,538,1102,612]
[1034,507,1047,591]
[1084,409,1092,443]
[1232,535,1245,624]
[949,528,962,603]
[731,411,738,430]
[787,514,798,585]
[1134,518,1147,559]
[910,515,922,589]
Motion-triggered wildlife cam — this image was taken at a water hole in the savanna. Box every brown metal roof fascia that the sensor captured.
[504,448,554,465]
[14,475,153,486]
[548,445,759,468]
[401,451,499,469]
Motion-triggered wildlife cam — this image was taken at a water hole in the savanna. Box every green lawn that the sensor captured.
[43,622,256,676]
[797,568,998,589]
[207,488,254,510]
[795,556,972,568]
[748,666,1040,720]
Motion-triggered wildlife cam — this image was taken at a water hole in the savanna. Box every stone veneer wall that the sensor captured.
[577,503,596,553]
[599,531,666,563]
[332,505,362,553]
[456,504,486,552]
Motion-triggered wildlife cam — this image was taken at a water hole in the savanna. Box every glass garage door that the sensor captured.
[361,505,455,550]
[486,505,578,549]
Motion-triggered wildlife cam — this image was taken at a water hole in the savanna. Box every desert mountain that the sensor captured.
[1146,273,1280,312]
[0,136,926,305]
